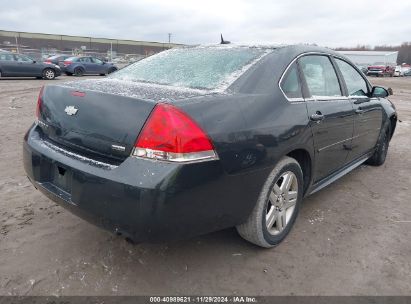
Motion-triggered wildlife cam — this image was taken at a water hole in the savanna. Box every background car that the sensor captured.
[404,69,411,76]
[0,52,61,79]
[63,56,118,76]
[356,65,369,74]
[367,65,395,77]
[44,54,71,67]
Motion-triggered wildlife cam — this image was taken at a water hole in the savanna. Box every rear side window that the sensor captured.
[299,55,342,97]
[92,57,103,64]
[335,58,369,96]
[0,54,15,61]
[111,47,268,90]
[280,62,303,99]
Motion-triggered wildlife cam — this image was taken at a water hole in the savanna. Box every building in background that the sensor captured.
[0,30,183,61]
[338,50,398,66]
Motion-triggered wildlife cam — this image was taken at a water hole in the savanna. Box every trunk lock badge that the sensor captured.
[64,106,78,116]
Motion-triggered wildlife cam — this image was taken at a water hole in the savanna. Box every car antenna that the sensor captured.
[220,34,231,44]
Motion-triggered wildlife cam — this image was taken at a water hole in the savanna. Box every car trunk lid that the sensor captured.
[37,79,214,163]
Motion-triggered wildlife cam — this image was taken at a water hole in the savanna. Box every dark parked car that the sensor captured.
[44,54,70,67]
[63,56,118,76]
[0,52,61,79]
[23,45,397,247]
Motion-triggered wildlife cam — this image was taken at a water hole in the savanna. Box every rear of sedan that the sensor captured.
[23,46,272,242]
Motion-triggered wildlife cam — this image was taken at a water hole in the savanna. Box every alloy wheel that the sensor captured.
[266,171,298,235]
[45,70,55,79]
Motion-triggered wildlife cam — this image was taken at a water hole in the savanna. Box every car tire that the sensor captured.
[366,125,391,166]
[236,156,303,248]
[42,68,56,80]
[74,67,84,77]
[99,73,106,76]
[108,67,117,74]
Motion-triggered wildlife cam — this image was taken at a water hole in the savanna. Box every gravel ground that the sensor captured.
[0,75,410,296]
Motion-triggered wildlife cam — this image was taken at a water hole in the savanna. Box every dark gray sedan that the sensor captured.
[0,52,61,79]
[24,45,397,247]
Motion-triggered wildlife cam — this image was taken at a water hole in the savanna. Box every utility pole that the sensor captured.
[15,36,19,53]
[110,41,113,61]
[168,33,172,48]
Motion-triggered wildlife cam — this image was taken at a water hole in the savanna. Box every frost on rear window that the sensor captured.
[110,46,268,90]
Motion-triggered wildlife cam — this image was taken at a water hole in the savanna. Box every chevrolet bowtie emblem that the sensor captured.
[64,106,78,116]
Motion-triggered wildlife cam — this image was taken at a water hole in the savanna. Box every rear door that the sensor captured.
[0,53,18,76]
[78,57,94,74]
[299,54,355,182]
[333,57,383,162]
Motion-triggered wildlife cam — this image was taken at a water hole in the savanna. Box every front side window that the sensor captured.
[280,62,303,99]
[335,58,368,96]
[92,57,103,64]
[299,55,342,97]
[15,55,33,62]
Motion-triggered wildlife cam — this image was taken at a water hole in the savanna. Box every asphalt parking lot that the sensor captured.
[0,75,410,296]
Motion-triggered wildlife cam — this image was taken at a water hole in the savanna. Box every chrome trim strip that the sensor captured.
[317,136,352,152]
[42,140,118,170]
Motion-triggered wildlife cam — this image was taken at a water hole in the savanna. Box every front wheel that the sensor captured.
[42,68,56,80]
[236,156,303,248]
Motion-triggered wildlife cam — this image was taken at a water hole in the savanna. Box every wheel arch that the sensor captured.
[286,148,312,196]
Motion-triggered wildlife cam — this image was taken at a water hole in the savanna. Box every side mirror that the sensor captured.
[371,86,392,98]
[32,60,36,64]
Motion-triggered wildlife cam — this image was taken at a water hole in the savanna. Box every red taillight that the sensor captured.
[133,103,217,162]
[44,60,52,64]
[36,86,44,119]
[63,60,72,66]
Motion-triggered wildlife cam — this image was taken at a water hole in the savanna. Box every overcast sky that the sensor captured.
[1,0,410,47]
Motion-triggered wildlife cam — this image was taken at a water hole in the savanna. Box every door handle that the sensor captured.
[355,109,365,114]
[310,112,325,122]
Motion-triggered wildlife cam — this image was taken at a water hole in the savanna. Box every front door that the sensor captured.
[299,55,355,182]
[14,54,40,76]
[333,58,383,162]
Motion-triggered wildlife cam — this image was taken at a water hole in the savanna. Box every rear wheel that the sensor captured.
[366,125,391,166]
[236,156,303,248]
[74,67,84,77]
[42,68,55,80]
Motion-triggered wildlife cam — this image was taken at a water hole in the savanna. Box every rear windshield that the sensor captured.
[110,46,268,90]
[65,57,78,61]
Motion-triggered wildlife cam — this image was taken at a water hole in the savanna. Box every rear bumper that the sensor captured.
[23,124,267,242]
